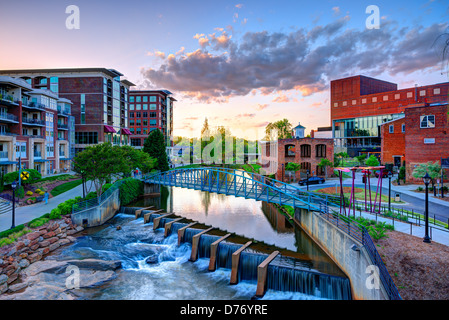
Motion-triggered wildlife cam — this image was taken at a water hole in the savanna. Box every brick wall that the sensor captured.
[380,118,405,165]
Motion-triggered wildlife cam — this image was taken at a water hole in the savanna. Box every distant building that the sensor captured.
[292,122,305,139]
[311,126,332,139]
[128,90,175,149]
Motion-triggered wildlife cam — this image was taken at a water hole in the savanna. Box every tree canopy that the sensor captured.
[264,119,293,140]
[143,129,170,172]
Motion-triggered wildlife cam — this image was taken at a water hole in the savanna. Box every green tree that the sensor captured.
[365,155,380,167]
[116,145,157,176]
[4,169,41,186]
[355,154,367,165]
[318,158,333,178]
[335,152,349,166]
[285,162,301,171]
[265,119,293,140]
[73,142,127,197]
[412,161,445,196]
[143,129,169,172]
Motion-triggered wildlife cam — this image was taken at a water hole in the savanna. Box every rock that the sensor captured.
[30,244,39,251]
[116,226,122,231]
[66,259,122,271]
[26,232,40,241]
[39,240,50,248]
[8,282,27,293]
[79,270,117,288]
[48,223,59,232]
[22,239,30,246]
[0,274,8,285]
[59,233,67,239]
[16,241,25,251]
[75,226,84,232]
[28,239,39,247]
[57,239,70,247]
[145,254,159,264]
[0,283,7,294]
[43,231,56,239]
[54,228,62,235]
[18,259,30,269]
[28,253,42,264]
[38,236,44,242]
[49,242,60,252]
[19,253,28,259]
[0,259,4,266]
[7,273,18,284]
[6,248,17,257]
[38,247,50,256]
[22,260,69,276]
[66,230,77,235]
[59,222,68,229]
[48,237,59,244]
[67,236,76,243]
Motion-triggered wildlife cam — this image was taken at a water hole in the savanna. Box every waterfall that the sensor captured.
[167,222,188,237]
[216,242,242,269]
[197,234,221,259]
[159,217,174,229]
[266,264,352,300]
[120,207,141,215]
[238,251,269,282]
[148,213,160,223]
[182,228,203,244]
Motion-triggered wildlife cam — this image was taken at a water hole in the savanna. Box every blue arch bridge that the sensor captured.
[143,167,339,212]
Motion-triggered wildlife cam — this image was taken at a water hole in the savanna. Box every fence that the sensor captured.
[319,203,402,300]
[72,179,125,214]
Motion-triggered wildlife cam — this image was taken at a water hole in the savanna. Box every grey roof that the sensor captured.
[293,123,305,129]
[0,76,33,91]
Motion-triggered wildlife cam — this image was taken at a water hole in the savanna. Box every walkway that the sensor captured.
[0,180,94,233]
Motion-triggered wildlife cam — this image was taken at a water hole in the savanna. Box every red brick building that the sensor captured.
[331,75,449,159]
[381,102,449,182]
[261,138,334,182]
[128,90,175,148]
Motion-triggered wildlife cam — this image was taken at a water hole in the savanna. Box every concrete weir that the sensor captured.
[164,218,184,237]
[230,241,253,285]
[135,206,155,219]
[189,227,215,262]
[153,213,175,230]
[143,209,164,224]
[178,223,198,246]
[208,234,231,272]
[255,251,280,298]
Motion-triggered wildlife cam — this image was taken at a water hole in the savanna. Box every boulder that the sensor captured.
[28,253,42,264]
[8,282,27,293]
[49,242,60,252]
[18,259,30,269]
[0,274,8,285]
[145,254,159,264]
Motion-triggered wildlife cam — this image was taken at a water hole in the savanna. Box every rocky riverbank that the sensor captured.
[0,216,122,299]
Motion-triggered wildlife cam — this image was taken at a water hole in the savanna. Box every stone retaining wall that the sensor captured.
[0,216,84,294]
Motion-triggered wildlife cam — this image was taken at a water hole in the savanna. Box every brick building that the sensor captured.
[0,76,74,176]
[261,137,334,182]
[331,75,449,159]
[381,102,449,182]
[0,68,135,154]
[129,90,175,148]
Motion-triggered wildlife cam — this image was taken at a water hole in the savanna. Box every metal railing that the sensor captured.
[57,123,68,129]
[72,179,125,214]
[0,113,18,122]
[319,204,401,300]
[22,118,45,126]
[0,151,8,159]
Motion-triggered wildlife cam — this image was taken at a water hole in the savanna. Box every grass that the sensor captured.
[315,186,404,204]
[33,174,76,184]
[0,227,32,248]
[50,179,83,197]
[242,164,261,174]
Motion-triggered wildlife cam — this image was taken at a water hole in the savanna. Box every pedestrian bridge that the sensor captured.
[143,167,339,211]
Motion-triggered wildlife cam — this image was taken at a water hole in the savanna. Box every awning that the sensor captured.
[59,158,72,161]
[121,128,132,135]
[0,161,18,165]
[104,125,116,133]
[34,159,50,162]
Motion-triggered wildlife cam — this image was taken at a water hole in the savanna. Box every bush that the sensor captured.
[49,208,61,220]
[35,189,42,193]
[119,178,144,206]
[26,191,33,196]
[39,191,45,196]
[28,217,50,228]
[15,186,25,199]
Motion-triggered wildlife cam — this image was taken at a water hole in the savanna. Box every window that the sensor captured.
[136,112,141,118]
[150,119,157,126]
[143,96,148,102]
[300,144,311,158]
[143,120,148,126]
[136,128,141,134]
[150,104,157,110]
[407,92,413,98]
[130,96,135,103]
[372,97,377,102]
[75,132,98,144]
[342,101,347,106]
[434,88,440,95]
[333,103,338,107]
[143,112,148,118]
[420,90,426,96]
[395,93,400,100]
[149,112,156,118]
[316,144,326,158]
[150,96,157,102]
[402,123,405,133]
[143,104,148,110]
[383,95,388,101]
[129,112,134,118]
[362,98,367,104]
[420,115,435,128]
[129,120,134,126]
[352,100,357,105]
[129,104,134,110]
[136,104,141,110]
[136,96,141,102]
[389,125,394,133]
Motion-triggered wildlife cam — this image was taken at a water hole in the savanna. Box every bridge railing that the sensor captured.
[72,179,125,214]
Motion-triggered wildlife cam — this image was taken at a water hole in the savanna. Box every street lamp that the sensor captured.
[388,171,393,212]
[423,172,431,244]
[306,170,310,191]
[11,180,17,229]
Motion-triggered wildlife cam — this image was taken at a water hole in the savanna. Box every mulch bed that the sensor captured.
[377,231,449,300]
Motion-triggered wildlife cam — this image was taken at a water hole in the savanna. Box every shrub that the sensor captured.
[15,186,25,199]
[28,217,50,228]
[49,208,61,220]
[119,178,144,206]
[35,189,41,193]
[39,191,45,196]
[26,191,33,196]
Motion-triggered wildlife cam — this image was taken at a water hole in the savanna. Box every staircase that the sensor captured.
[0,199,13,215]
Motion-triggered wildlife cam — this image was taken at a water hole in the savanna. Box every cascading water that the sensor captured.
[238,251,269,282]
[197,234,221,259]
[216,242,242,269]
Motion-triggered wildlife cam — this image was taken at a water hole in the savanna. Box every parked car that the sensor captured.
[298,176,325,186]
[374,170,392,178]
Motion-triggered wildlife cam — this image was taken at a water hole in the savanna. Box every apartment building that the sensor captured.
[128,90,175,148]
[0,76,74,176]
[0,68,135,154]
[330,75,449,159]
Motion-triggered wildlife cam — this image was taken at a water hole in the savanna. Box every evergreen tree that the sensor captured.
[143,129,169,172]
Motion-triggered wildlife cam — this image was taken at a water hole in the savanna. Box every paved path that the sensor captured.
[0,180,95,233]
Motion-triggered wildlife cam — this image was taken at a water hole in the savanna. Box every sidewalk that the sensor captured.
[0,180,94,233]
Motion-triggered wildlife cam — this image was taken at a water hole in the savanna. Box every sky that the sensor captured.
[0,0,448,140]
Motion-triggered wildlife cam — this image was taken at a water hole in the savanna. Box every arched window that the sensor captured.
[300,144,311,157]
[285,144,295,157]
[316,144,326,158]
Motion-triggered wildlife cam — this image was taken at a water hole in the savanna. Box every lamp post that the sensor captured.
[306,170,310,191]
[11,180,17,229]
[388,171,392,212]
[423,172,431,243]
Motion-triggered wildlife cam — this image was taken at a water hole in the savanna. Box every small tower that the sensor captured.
[293,122,305,139]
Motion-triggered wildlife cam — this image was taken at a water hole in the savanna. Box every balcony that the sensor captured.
[59,151,65,157]
[0,112,19,123]
[0,94,19,107]
[34,151,42,158]
[57,123,68,130]
[24,134,44,139]
[0,151,8,160]
[22,118,45,126]
[24,101,46,111]
[57,109,71,117]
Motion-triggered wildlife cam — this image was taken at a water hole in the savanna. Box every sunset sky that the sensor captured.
[1,0,448,140]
